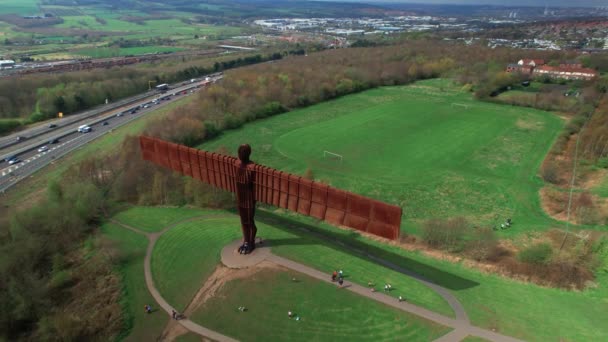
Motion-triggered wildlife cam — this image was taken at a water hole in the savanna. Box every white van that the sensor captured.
[77,125,92,133]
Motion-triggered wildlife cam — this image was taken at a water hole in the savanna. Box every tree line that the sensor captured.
[0,50,292,135]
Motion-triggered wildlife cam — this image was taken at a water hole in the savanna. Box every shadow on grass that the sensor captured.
[257,210,478,291]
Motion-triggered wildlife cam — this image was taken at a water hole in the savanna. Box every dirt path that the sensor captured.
[111,215,523,342]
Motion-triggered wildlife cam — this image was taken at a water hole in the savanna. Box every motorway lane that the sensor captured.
[0,86,202,193]
[0,92,155,151]
[0,77,220,158]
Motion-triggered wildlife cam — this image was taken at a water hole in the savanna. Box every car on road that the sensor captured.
[77,125,92,133]
[8,158,20,165]
[143,104,150,108]
[16,136,25,142]
[102,121,109,126]
[116,112,124,117]
[48,138,59,144]
[4,155,17,162]
[37,146,49,153]
[48,123,57,128]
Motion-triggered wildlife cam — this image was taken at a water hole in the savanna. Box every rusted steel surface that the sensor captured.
[139,136,402,240]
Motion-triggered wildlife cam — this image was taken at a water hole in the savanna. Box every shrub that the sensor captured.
[518,243,553,264]
[541,162,560,184]
[422,217,468,252]
[0,119,21,135]
[467,227,499,261]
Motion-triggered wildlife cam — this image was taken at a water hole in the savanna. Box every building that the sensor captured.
[0,60,15,69]
[506,63,533,75]
[507,58,596,80]
[517,59,545,67]
[533,65,598,80]
[559,61,583,69]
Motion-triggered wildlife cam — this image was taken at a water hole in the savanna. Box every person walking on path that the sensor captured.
[338,270,343,278]
[338,278,344,287]
[332,271,337,282]
[172,310,177,320]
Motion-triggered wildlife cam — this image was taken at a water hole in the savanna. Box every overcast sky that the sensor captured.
[333,0,607,7]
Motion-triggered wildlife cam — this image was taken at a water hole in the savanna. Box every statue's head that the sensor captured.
[238,144,251,163]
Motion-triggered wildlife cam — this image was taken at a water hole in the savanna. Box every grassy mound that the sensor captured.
[149,215,453,316]
[191,268,451,342]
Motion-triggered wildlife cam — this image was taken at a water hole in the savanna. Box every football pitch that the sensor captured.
[200,79,564,235]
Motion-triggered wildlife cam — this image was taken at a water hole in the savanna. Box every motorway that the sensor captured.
[0,76,221,193]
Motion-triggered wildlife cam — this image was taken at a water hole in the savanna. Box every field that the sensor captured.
[109,206,608,341]
[147,214,453,316]
[109,207,453,341]
[74,46,185,58]
[191,268,451,341]
[0,3,244,60]
[0,0,39,15]
[200,79,565,235]
[101,223,168,341]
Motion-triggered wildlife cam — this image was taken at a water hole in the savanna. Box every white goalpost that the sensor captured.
[451,103,470,110]
[323,151,343,163]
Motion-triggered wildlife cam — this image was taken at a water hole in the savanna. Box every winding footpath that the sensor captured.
[111,216,523,342]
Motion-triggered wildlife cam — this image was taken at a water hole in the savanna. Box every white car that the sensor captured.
[37,146,49,153]
[8,158,20,165]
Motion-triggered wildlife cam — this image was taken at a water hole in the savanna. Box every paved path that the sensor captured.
[111,217,237,342]
[112,215,524,342]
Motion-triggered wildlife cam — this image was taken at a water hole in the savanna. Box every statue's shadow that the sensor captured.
[257,210,479,291]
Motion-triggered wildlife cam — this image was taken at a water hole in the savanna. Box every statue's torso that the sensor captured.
[235,160,255,208]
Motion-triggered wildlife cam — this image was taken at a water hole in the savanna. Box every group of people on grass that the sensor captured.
[494,218,512,231]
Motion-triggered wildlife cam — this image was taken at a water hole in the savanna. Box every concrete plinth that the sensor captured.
[221,238,270,269]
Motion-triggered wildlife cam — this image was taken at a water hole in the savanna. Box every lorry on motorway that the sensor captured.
[77,125,92,133]
[156,83,169,92]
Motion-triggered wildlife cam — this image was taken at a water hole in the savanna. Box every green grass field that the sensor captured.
[110,206,451,341]
[101,223,168,341]
[150,217,241,311]
[74,46,184,58]
[191,268,451,342]
[113,206,211,233]
[0,0,39,15]
[200,79,565,236]
[112,207,608,341]
[55,14,241,38]
[147,214,453,316]
[281,210,608,342]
